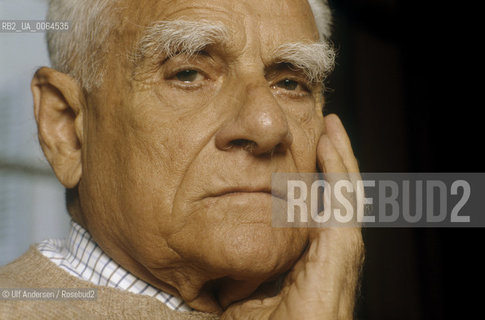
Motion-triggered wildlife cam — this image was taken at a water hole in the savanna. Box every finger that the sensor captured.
[318,116,363,228]
[315,134,355,229]
[324,115,364,225]
[324,114,360,173]
[273,227,364,320]
[317,134,347,174]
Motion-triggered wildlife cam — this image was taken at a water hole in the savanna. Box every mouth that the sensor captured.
[210,187,287,201]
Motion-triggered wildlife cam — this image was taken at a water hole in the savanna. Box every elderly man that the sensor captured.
[0,0,363,318]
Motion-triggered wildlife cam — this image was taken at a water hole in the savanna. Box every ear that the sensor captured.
[31,67,86,189]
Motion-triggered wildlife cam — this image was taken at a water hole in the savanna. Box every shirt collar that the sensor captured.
[38,220,192,311]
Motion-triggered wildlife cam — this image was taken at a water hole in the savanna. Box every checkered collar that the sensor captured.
[37,220,192,311]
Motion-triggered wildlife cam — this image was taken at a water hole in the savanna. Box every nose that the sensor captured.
[215,83,293,156]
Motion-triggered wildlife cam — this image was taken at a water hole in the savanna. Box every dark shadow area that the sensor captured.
[325,0,483,319]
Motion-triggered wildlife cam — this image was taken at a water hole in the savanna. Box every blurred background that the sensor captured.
[0,0,70,266]
[325,0,482,319]
[0,0,483,319]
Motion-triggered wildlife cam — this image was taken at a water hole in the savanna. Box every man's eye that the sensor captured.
[175,70,202,83]
[275,79,299,91]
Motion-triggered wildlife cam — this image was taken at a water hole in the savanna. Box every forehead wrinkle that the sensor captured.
[269,42,335,83]
[131,19,230,63]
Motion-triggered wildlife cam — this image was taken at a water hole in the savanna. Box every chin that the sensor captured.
[214,224,308,280]
[169,198,309,281]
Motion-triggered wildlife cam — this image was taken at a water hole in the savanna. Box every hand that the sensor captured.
[221,114,365,320]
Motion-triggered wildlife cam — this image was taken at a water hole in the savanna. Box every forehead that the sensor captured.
[125,0,319,50]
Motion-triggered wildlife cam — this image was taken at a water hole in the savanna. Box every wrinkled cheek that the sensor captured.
[287,103,324,169]
[291,127,323,171]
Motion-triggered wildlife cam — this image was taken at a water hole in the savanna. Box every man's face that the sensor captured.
[79,0,324,306]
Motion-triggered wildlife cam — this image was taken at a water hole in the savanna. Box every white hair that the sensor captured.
[46,0,120,91]
[308,0,333,39]
[46,0,333,91]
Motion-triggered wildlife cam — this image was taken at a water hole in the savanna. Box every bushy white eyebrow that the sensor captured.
[272,42,335,83]
[132,20,229,62]
[132,20,335,84]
